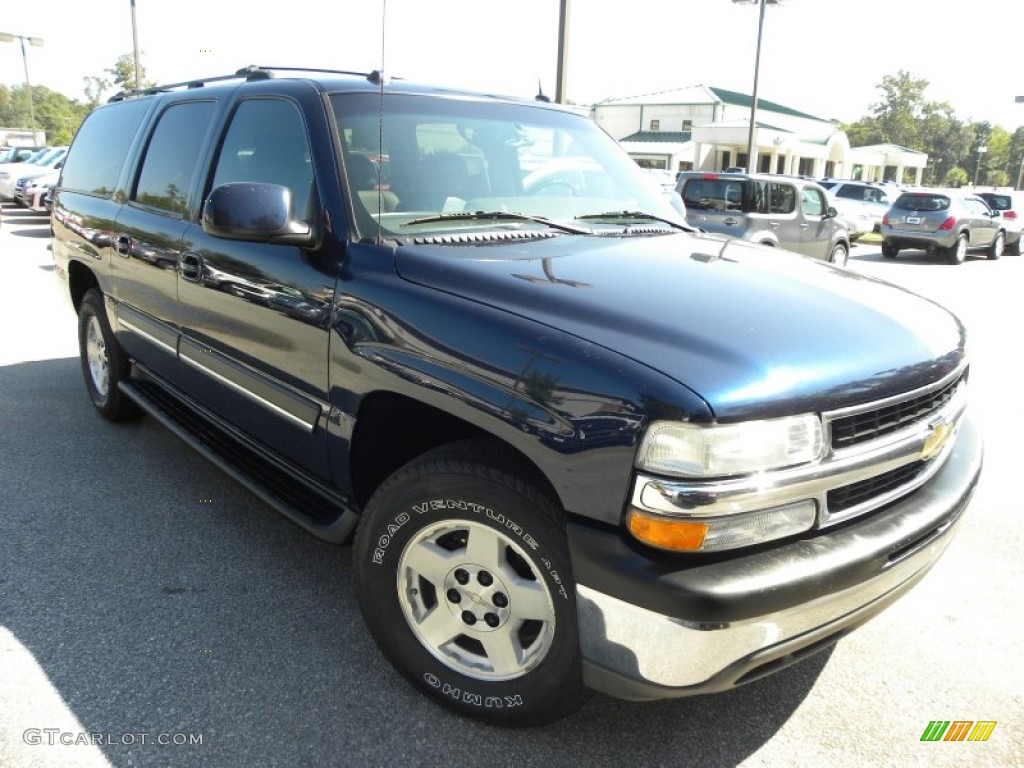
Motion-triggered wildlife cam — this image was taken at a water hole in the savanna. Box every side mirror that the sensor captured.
[202,182,316,246]
[826,206,838,219]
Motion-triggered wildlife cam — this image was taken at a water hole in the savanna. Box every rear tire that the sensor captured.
[946,233,968,265]
[353,440,584,726]
[881,241,899,259]
[987,231,1004,260]
[77,289,140,421]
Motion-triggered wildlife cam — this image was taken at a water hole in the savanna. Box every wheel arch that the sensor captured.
[348,391,562,513]
[67,260,101,314]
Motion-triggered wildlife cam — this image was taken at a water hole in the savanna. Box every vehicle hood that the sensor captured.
[394,232,966,420]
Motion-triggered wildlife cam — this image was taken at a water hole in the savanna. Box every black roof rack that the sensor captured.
[107,65,385,102]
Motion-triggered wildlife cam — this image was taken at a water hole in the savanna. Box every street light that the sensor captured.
[732,0,779,174]
[0,32,45,136]
[972,145,987,187]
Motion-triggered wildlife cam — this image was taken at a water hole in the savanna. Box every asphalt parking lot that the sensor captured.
[1,202,1022,768]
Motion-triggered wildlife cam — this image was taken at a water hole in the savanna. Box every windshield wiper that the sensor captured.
[576,211,695,232]
[402,210,591,235]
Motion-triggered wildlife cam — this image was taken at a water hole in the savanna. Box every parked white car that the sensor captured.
[818,180,892,238]
[976,191,1024,254]
[0,147,67,200]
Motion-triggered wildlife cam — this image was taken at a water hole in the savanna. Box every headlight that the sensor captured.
[635,414,824,478]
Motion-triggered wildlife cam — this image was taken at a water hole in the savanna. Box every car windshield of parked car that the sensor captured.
[330,92,682,240]
[894,194,950,212]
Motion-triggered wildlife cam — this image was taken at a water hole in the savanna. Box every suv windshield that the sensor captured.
[893,194,950,212]
[331,93,682,239]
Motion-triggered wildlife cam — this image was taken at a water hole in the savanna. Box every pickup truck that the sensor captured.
[52,66,982,726]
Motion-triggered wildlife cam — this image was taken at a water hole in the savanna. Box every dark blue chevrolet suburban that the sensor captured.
[52,66,982,726]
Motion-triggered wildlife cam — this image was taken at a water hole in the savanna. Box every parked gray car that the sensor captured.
[677,172,851,265]
[880,190,1004,264]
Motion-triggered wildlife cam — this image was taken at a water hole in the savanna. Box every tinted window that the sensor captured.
[681,178,749,211]
[979,194,1011,211]
[894,194,950,212]
[133,101,216,214]
[210,99,314,219]
[801,186,825,217]
[768,183,796,214]
[836,185,866,200]
[60,100,149,197]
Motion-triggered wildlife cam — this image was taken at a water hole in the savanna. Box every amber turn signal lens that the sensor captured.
[627,510,708,552]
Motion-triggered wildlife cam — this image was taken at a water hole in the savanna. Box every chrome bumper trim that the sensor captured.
[576,514,956,692]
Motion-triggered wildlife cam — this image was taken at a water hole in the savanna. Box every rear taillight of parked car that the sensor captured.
[938,217,956,231]
[1004,210,1017,220]
[882,213,890,226]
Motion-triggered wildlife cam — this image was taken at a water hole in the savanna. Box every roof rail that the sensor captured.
[107,65,382,102]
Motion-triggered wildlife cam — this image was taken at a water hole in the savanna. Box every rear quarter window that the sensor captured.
[60,100,150,197]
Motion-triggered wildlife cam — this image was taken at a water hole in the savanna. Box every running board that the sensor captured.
[120,375,359,544]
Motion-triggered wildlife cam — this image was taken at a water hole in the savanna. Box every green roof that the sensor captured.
[708,87,832,123]
[620,131,692,143]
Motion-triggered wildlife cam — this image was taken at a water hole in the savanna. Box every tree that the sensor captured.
[105,52,155,92]
[944,167,969,187]
[871,70,931,148]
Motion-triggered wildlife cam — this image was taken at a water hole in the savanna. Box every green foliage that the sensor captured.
[105,53,155,92]
[944,167,969,187]
[984,170,1010,187]
[0,83,90,144]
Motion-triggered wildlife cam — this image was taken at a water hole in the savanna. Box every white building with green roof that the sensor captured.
[592,85,926,183]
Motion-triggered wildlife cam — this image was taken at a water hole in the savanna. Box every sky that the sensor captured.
[3,0,1023,130]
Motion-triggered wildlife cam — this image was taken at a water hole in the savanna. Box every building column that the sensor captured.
[895,164,905,183]
[769,148,779,175]
[914,166,923,185]
[693,142,703,170]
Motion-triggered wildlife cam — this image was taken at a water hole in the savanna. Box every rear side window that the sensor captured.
[133,101,217,215]
[60,100,149,197]
[894,194,949,212]
[980,194,1011,211]
[768,183,796,214]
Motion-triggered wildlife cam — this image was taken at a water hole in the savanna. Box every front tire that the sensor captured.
[77,289,140,421]
[987,231,1004,260]
[353,440,584,726]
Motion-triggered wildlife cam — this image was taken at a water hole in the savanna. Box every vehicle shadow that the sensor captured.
[10,227,51,238]
[0,357,827,768]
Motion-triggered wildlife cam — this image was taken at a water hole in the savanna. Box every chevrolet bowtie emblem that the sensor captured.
[921,422,954,460]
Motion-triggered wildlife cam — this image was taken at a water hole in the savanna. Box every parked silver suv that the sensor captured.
[881,190,1004,264]
[677,172,851,265]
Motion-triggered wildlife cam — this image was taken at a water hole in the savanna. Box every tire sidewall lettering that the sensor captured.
[370,496,568,600]
[422,672,524,710]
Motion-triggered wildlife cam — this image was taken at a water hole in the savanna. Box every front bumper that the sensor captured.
[569,415,982,701]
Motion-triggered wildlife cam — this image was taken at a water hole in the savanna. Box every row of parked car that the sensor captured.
[0,145,66,214]
[674,170,1022,265]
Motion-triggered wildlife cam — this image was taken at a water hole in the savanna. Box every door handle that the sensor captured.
[800,223,809,229]
[180,251,204,283]
[770,222,779,229]
[116,235,131,257]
